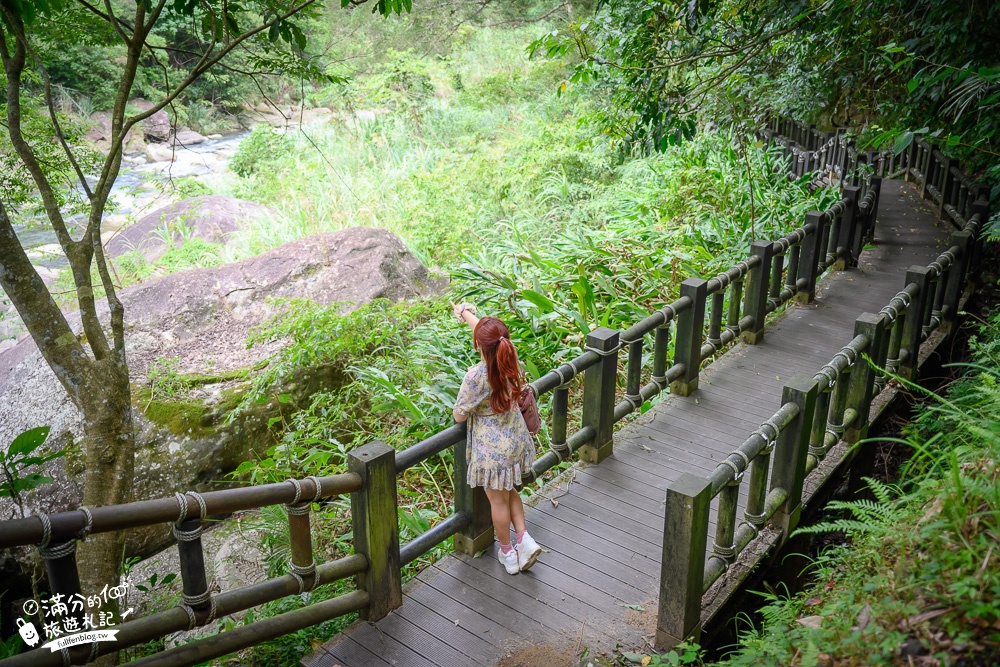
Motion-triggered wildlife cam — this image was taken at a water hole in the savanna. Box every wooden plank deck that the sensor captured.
[305,180,951,667]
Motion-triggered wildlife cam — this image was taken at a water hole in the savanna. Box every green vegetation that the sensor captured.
[4,0,995,663]
[135,17,833,663]
[537,0,1000,186]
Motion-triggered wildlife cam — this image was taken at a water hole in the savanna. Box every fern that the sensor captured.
[793,477,905,537]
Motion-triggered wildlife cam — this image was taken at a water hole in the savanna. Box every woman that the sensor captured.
[452,302,542,575]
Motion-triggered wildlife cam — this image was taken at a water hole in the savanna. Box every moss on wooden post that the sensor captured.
[578,327,619,463]
[835,186,860,269]
[453,430,494,555]
[844,314,887,445]
[938,157,958,221]
[905,138,918,182]
[899,267,932,382]
[656,473,711,650]
[968,199,989,281]
[671,278,708,396]
[795,211,826,302]
[768,377,818,542]
[741,241,773,345]
[942,231,972,332]
[348,440,402,621]
[866,177,883,246]
[921,144,938,200]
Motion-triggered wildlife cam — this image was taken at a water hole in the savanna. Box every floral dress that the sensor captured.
[454,362,536,490]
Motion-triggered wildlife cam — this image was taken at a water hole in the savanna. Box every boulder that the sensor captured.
[129,99,171,141]
[145,142,176,163]
[86,111,137,153]
[0,227,439,578]
[172,127,207,146]
[104,196,275,263]
[125,131,147,156]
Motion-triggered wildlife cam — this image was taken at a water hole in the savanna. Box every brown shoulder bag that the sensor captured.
[518,385,541,437]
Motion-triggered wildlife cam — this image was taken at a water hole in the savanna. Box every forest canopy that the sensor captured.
[534,0,1000,181]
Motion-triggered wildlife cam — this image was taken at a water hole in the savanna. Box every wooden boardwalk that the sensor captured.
[305,180,951,667]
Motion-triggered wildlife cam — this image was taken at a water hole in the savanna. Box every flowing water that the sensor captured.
[13,131,248,268]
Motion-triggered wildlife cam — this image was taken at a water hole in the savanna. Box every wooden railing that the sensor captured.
[655,117,991,648]
[0,119,987,666]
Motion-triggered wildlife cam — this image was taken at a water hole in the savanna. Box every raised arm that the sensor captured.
[452,302,479,331]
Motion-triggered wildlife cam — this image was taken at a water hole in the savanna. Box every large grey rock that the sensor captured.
[129,99,172,142]
[0,227,439,576]
[144,142,176,163]
[105,196,275,263]
[171,128,207,146]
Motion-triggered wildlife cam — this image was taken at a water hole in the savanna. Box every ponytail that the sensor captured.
[473,317,523,413]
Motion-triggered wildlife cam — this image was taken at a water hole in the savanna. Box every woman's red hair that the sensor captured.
[473,317,523,414]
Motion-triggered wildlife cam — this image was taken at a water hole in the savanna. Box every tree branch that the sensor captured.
[0,200,91,403]
[75,0,135,35]
[0,12,76,253]
[119,0,318,140]
[39,62,94,200]
[102,0,132,43]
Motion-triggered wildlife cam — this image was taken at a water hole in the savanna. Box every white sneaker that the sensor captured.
[498,545,519,575]
[517,532,541,572]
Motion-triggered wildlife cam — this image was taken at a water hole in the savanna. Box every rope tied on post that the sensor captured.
[77,505,94,541]
[304,475,324,502]
[39,539,76,561]
[35,512,52,549]
[584,341,621,357]
[285,477,318,593]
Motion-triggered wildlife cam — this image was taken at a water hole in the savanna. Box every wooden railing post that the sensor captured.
[176,515,212,619]
[968,198,989,281]
[453,429,494,555]
[670,278,708,396]
[578,327,620,463]
[905,137,919,182]
[921,144,937,199]
[795,211,825,303]
[768,377,819,542]
[349,440,402,621]
[899,267,932,382]
[741,241,773,344]
[938,157,958,220]
[835,185,860,269]
[38,539,90,664]
[845,315,887,500]
[844,313,887,444]
[942,231,972,332]
[655,473,711,650]
[868,176,883,239]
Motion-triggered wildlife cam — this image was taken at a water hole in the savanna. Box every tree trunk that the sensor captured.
[76,357,135,601]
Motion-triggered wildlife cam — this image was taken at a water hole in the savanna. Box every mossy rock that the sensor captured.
[136,391,215,438]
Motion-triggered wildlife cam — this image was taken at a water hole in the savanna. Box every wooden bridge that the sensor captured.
[0,121,989,667]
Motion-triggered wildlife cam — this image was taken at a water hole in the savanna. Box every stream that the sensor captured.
[14,131,248,269]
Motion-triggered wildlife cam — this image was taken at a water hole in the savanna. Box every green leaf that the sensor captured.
[622,653,648,664]
[521,289,556,314]
[290,23,307,51]
[8,426,50,457]
[892,131,914,155]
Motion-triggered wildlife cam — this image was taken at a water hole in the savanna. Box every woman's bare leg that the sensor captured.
[484,487,513,546]
[508,489,526,535]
